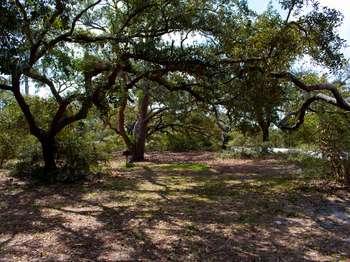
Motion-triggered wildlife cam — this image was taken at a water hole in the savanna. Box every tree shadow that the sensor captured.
[0,157,349,261]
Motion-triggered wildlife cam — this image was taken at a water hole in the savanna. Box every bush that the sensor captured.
[164,132,218,151]
[54,118,119,178]
[0,94,31,167]
[227,131,262,149]
[227,131,247,147]
[319,112,350,186]
[0,133,16,167]
[147,130,220,152]
[11,115,119,182]
[219,145,272,160]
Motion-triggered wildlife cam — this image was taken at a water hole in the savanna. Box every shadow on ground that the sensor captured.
[0,152,349,261]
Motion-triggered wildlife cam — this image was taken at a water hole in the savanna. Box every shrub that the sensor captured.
[0,133,16,167]
[54,119,119,178]
[157,131,220,152]
[11,114,119,182]
[219,146,272,160]
[319,112,350,186]
[0,95,33,167]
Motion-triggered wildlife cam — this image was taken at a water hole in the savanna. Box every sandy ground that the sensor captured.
[0,152,349,261]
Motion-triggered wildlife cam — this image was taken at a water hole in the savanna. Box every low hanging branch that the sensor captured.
[272,71,350,130]
[0,84,13,91]
[24,68,62,102]
[147,74,205,101]
[211,104,230,132]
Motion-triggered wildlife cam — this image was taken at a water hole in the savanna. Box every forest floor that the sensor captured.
[0,151,349,261]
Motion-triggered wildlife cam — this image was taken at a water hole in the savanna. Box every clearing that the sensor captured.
[0,152,349,261]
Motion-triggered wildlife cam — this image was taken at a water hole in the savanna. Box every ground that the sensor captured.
[0,152,349,261]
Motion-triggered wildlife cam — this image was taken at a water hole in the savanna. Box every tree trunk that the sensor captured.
[130,82,149,162]
[24,76,29,95]
[130,120,147,162]
[40,136,58,173]
[343,160,350,188]
[257,118,270,154]
[130,145,145,162]
[262,125,269,142]
[257,118,270,142]
[255,110,270,143]
[221,132,229,150]
[344,171,350,188]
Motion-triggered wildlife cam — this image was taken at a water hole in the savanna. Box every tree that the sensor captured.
[1,0,349,180]
[0,0,230,172]
[0,0,114,177]
[97,70,213,161]
[78,0,234,161]
[209,0,347,145]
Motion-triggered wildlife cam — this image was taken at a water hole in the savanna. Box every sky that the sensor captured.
[248,0,350,59]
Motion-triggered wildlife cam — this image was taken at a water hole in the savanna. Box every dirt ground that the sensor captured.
[0,151,349,261]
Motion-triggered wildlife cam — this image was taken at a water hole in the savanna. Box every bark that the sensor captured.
[40,136,58,173]
[130,139,146,162]
[345,173,350,188]
[259,123,270,154]
[211,105,230,150]
[130,83,149,162]
[273,71,350,130]
[221,132,229,150]
[131,121,147,162]
[344,169,350,188]
[12,74,42,138]
[11,74,58,178]
[262,124,270,142]
[24,76,29,95]
[116,74,133,145]
[110,78,154,162]
[256,110,270,142]
[343,161,350,188]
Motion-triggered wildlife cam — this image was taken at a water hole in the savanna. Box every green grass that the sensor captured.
[152,163,209,171]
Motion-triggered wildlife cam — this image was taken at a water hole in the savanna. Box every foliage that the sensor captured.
[227,131,260,148]
[0,0,349,185]
[147,108,221,151]
[219,148,262,160]
[1,97,119,182]
[0,93,31,167]
[163,132,212,152]
[56,118,118,172]
[319,111,350,186]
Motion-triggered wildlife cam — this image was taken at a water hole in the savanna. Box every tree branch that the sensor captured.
[147,74,204,101]
[278,93,349,130]
[271,71,350,130]
[117,2,155,34]
[34,0,102,62]
[0,84,13,91]
[25,68,62,102]
[272,71,350,111]
[145,107,168,123]
[14,0,33,44]
[211,105,229,132]
[11,74,43,138]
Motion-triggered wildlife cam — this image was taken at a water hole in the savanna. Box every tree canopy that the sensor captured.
[0,0,349,183]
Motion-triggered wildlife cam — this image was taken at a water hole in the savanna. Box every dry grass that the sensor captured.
[0,152,349,261]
